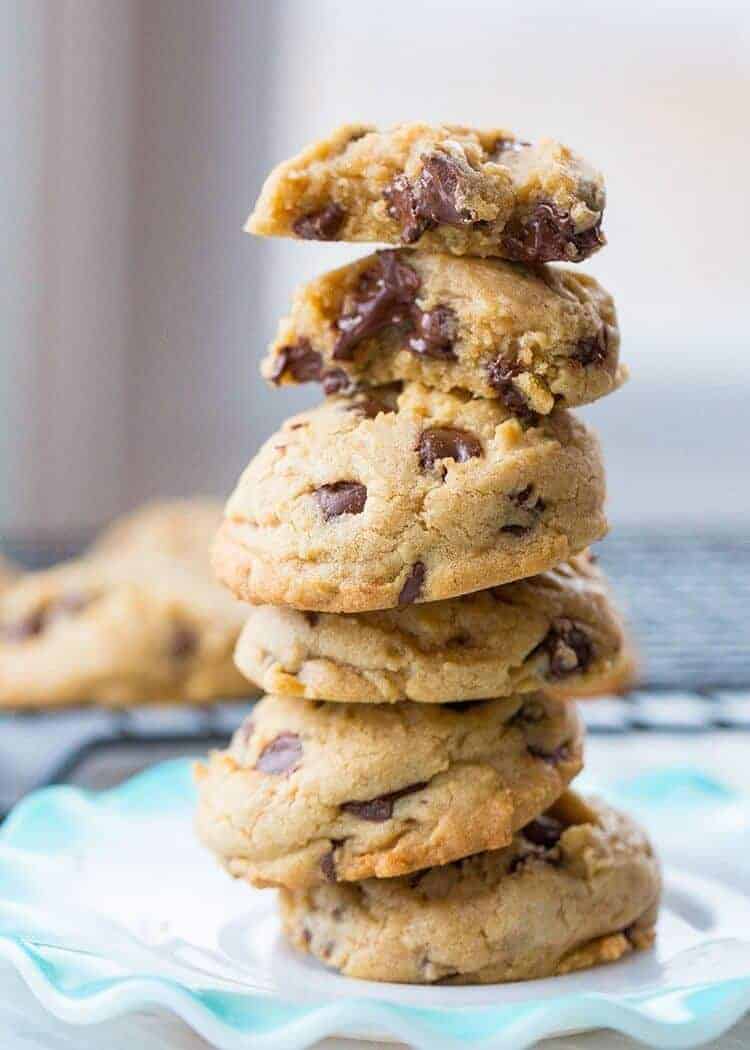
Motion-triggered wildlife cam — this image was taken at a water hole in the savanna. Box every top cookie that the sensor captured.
[247,123,605,261]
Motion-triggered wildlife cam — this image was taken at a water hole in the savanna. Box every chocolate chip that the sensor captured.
[398,562,425,605]
[500,524,530,536]
[169,624,197,660]
[292,202,346,241]
[2,592,93,642]
[321,849,337,882]
[523,814,565,849]
[270,340,323,384]
[314,481,367,520]
[346,394,394,419]
[509,485,545,513]
[534,618,593,678]
[333,251,420,360]
[528,743,571,765]
[322,941,335,959]
[320,368,352,395]
[406,304,457,360]
[1,609,45,642]
[384,153,476,244]
[417,427,482,471]
[331,906,344,920]
[340,781,427,822]
[301,927,312,946]
[486,357,537,424]
[572,326,609,366]
[442,699,487,713]
[502,200,604,264]
[255,732,302,775]
[303,611,320,627]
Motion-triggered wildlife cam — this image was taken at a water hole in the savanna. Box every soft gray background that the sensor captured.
[2,0,749,539]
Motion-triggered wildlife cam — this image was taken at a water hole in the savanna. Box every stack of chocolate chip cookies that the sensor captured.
[197,123,661,984]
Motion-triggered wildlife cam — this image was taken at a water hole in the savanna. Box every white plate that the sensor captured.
[1,758,750,1049]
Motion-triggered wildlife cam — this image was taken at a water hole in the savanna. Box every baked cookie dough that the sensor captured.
[0,553,253,708]
[264,250,624,416]
[281,792,660,984]
[0,555,19,593]
[213,382,608,613]
[247,123,605,262]
[234,552,625,704]
[91,499,223,569]
[195,692,583,889]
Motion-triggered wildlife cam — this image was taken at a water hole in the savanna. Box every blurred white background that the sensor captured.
[2,0,749,538]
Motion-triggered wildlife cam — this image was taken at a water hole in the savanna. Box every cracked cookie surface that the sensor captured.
[234,551,626,703]
[213,382,607,613]
[194,692,583,889]
[280,792,660,983]
[247,123,605,262]
[264,250,624,414]
[0,551,253,708]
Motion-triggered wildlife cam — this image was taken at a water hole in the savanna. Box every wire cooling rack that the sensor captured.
[0,527,747,816]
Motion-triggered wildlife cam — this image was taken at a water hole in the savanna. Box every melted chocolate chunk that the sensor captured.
[486,357,537,424]
[303,611,320,627]
[572,326,609,366]
[314,481,367,520]
[534,618,593,678]
[321,368,352,395]
[346,394,392,419]
[398,561,425,605]
[341,781,427,822]
[502,200,604,264]
[301,927,312,946]
[270,341,323,384]
[321,849,337,882]
[333,251,420,360]
[292,202,346,241]
[255,732,302,775]
[523,814,565,849]
[384,153,476,244]
[169,624,198,660]
[509,485,545,513]
[500,524,531,537]
[406,304,457,359]
[417,427,482,471]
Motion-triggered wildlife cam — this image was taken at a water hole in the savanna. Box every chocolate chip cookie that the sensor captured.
[234,552,626,703]
[247,123,605,262]
[91,499,223,569]
[213,383,607,613]
[264,250,623,416]
[280,792,660,983]
[0,553,253,708]
[195,692,583,889]
[0,555,18,594]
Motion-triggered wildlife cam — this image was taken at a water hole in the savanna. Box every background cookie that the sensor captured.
[280,792,660,984]
[264,250,624,416]
[195,692,583,889]
[91,499,223,569]
[234,552,627,703]
[214,382,608,612]
[247,122,605,261]
[0,552,253,708]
